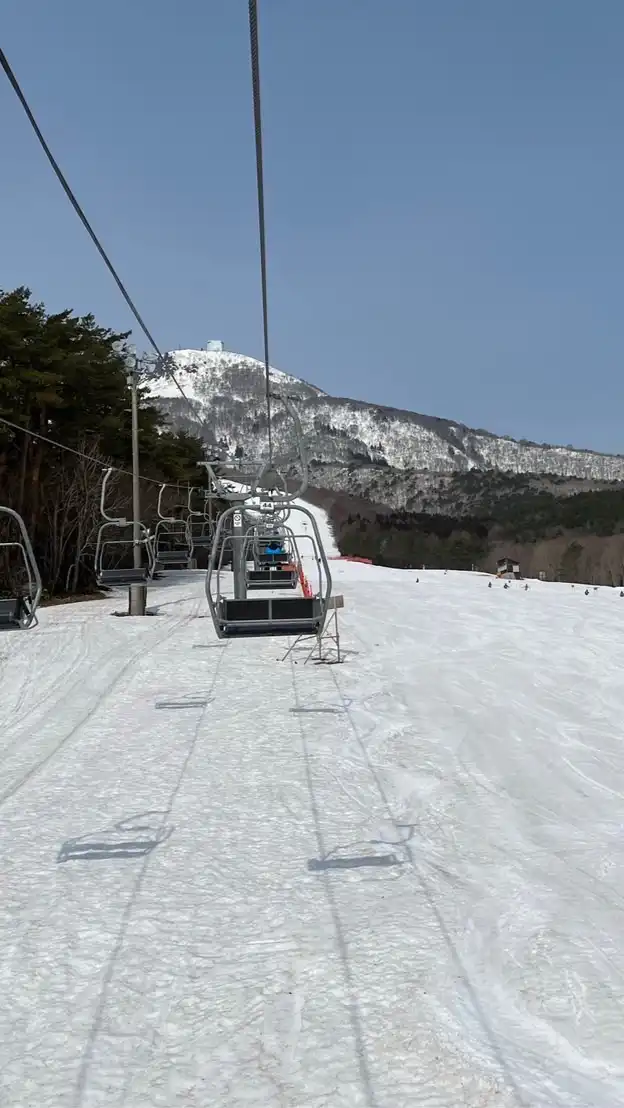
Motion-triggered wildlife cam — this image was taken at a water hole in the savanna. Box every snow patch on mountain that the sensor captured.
[145,348,325,405]
[146,347,624,490]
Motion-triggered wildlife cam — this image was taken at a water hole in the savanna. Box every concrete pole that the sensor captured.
[129,358,142,571]
[128,354,147,615]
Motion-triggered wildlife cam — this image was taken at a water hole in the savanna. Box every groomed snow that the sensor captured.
[293,496,340,558]
[1,536,624,1106]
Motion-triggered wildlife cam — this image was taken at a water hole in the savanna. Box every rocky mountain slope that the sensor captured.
[145,347,624,507]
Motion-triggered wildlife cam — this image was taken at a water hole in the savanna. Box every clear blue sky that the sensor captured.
[2,1,624,453]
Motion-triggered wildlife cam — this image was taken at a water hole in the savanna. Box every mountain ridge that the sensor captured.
[145,347,624,504]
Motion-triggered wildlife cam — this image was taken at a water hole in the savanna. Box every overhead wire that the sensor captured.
[0,413,168,486]
[0,44,200,425]
[248,0,274,465]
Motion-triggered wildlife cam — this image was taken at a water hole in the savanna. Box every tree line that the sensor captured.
[304,478,624,581]
[0,287,208,598]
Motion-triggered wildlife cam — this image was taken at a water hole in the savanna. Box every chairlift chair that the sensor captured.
[245,525,298,590]
[187,486,215,554]
[95,469,155,587]
[154,484,193,569]
[247,521,290,566]
[207,503,332,638]
[258,538,286,566]
[0,507,42,629]
[205,395,332,635]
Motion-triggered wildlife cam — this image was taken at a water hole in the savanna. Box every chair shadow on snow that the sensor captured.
[290,696,353,715]
[307,854,401,871]
[290,705,345,716]
[57,811,173,863]
[307,837,404,872]
[307,823,422,872]
[154,695,213,710]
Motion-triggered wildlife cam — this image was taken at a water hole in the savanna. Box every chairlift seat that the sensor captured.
[190,536,212,548]
[247,569,297,590]
[156,551,192,567]
[216,596,322,637]
[98,568,151,586]
[0,596,28,628]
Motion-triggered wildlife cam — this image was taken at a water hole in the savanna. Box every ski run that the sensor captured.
[1,501,624,1108]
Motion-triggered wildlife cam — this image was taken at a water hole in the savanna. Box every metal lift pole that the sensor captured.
[128,353,147,615]
[130,358,142,571]
[232,506,247,600]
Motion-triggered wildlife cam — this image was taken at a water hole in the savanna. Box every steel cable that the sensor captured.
[0,45,198,422]
[248,0,273,464]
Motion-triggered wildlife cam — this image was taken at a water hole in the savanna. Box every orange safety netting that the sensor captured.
[297,562,313,598]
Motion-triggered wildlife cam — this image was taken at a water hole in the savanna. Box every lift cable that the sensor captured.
[0,44,199,423]
[248,0,274,465]
[0,412,187,488]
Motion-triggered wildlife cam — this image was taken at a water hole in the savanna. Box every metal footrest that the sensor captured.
[247,569,297,590]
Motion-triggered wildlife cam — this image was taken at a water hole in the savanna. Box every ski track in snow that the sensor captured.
[1,513,624,1107]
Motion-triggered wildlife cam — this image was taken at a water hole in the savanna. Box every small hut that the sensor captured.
[496,556,522,580]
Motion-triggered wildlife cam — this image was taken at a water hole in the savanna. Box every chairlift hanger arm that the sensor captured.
[276,392,309,499]
[100,468,127,525]
[157,483,188,522]
[248,393,309,504]
[157,483,167,521]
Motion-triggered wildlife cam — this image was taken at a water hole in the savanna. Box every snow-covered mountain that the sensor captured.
[146,347,624,496]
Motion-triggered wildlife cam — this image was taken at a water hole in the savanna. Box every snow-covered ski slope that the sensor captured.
[2,508,624,1107]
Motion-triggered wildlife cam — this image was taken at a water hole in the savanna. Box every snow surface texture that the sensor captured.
[146,348,624,483]
[1,506,624,1106]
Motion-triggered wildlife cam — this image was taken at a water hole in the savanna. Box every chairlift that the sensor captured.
[94,468,155,586]
[0,506,42,629]
[245,525,298,590]
[207,502,332,637]
[205,392,335,635]
[186,485,215,554]
[154,484,193,569]
[247,527,288,567]
[259,537,286,565]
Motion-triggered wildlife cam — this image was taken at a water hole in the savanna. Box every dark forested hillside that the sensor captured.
[303,481,624,585]
[0,287,207,596]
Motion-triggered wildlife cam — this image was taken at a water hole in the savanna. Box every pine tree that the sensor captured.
[0,287,211,594]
